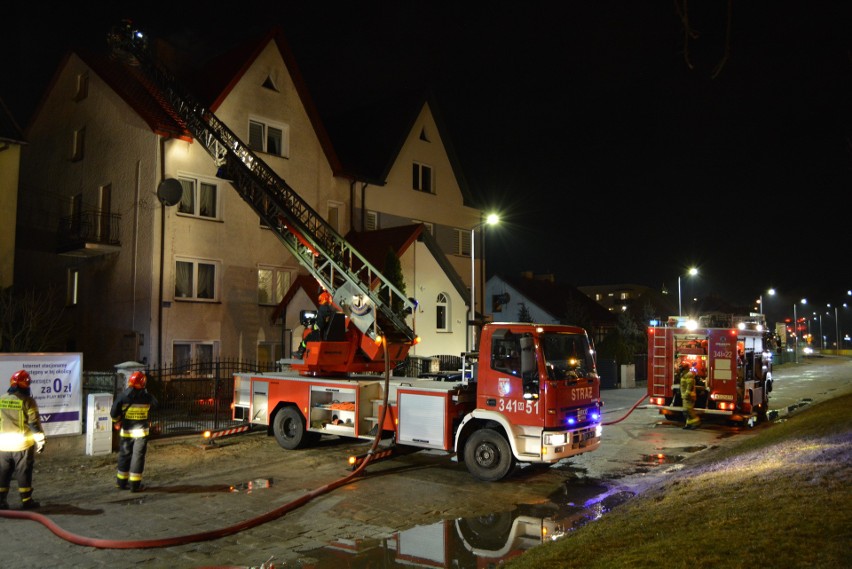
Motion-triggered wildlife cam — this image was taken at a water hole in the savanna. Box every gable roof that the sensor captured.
[495,273,616,325]
[0,96,26,144]
[323,89,475,206]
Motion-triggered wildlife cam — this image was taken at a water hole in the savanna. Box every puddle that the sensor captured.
[291,484,635,567]
[639,453,683,464]
[230,478,273,492]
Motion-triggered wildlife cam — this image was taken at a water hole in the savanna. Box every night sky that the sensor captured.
[3,2,851,324]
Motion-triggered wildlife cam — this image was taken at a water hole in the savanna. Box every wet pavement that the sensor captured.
[2,357,850,568]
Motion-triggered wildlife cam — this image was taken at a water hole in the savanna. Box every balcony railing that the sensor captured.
[57,211,122,257]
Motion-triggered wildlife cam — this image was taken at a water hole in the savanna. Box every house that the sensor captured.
[485,272,617,345]
[14,24,482,369]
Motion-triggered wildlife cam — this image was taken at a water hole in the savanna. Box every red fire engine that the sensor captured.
[647,314,776,426]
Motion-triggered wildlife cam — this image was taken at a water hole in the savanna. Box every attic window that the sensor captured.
[419,127,430,142]
[73,72,89,101]
[262,75,279,92]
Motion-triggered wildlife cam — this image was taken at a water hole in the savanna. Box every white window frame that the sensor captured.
[327,200,343,233]
[412,161,434,193]
[258,265,292,306]
[455,229,472,256]
[174,257,221,302]
[177,175,221,220]
[248,116,290,158]
[411,219,434,235]
[436,292,450,332]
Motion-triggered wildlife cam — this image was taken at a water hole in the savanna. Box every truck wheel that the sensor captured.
[273,406,312,450]
[464,428,515,482]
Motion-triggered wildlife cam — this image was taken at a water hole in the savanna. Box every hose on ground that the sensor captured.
[0,341,396,550]
[602,393,649,426]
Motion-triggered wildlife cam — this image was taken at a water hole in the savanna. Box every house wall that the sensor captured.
[0,142,20,288]
[484,276,561,325]
[402,240,468,358]
[157,40,338,365]
[19,54,160,368]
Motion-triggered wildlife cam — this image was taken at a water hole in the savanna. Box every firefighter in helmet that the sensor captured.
[679,363,701,430]
[0,370,46,510]
[110,371,158,492]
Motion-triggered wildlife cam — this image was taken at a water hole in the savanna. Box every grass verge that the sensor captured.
[504,393,852,569]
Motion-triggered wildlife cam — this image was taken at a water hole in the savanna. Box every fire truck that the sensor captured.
[108,22,603,481]
[647,314,776,426]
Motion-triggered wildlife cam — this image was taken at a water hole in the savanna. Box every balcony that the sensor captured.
[57,211,122,257]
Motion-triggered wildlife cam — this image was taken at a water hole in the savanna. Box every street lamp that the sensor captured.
[678,267,698,317]
[469,213,499,352]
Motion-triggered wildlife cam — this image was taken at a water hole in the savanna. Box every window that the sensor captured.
[436,292,449,332]
[66,269,79,306]
[327,201,342,233]
[175,258,220,301]
[71,127,85,161]
[73,72,88,101]
[178,176,220,219]
[258,341,282,364]
[258,266,291,306]
[411,219,433,235]
[365,211,378,231]
[172,341,218,374]
[248,118,289,158]
[455,229,472,256]
[412,162,434,193]
[70,193,82,236]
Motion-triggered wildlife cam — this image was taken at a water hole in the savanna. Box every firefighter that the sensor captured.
[0,370,46,510]
[111,371,158,492]
[680,365,701,430]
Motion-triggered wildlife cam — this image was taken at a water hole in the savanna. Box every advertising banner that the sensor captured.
[0,353,84,436]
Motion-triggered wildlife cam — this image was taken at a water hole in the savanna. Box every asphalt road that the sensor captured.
[2,356,850,568]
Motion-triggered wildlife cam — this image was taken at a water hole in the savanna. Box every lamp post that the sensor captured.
[469,213,499,352]
[678,267,698,317]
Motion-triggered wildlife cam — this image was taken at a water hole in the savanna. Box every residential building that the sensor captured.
[0,97,26,289]
[15,25,482,369]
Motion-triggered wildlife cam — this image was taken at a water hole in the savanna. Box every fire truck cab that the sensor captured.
[647,314,776,426]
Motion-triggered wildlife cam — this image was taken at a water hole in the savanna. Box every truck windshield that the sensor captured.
[540,332,595,380]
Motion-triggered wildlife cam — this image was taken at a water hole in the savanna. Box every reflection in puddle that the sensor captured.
[640,453,683,464]
[297,489,634,567]
[230,478,273,492]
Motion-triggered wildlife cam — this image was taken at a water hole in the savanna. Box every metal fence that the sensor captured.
[82,358,277,439]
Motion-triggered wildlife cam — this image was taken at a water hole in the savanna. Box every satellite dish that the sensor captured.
[157,178,182,207]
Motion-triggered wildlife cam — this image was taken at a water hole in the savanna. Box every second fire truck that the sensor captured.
[647,314,776,426]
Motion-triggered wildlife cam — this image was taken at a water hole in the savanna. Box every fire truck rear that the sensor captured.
[647,314,776,426]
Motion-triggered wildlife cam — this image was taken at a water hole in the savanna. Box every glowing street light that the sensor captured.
[759,288,776,317]
[469,213,499,352]
[678,267,698,317]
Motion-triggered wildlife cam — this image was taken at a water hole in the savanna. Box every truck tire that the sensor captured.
[464,428,515,482]
[273,406,315,450]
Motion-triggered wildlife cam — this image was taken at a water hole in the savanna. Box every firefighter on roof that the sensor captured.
[0,370,46,510]
[111,371,158,492]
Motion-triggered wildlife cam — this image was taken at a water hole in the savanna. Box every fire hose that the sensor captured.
[602,393,649,426]
[0,341,396,551]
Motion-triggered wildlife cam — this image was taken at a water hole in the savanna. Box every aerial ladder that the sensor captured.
[107,22,416,374]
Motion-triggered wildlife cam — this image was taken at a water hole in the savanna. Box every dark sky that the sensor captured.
[3,2,851,324]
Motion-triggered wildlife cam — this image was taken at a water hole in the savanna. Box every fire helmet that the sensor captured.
[128,371,147,390]
[319,291,332,305]
[10,370,31,389]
